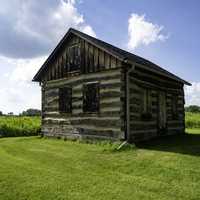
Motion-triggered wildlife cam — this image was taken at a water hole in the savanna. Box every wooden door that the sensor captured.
[158,91,166,134]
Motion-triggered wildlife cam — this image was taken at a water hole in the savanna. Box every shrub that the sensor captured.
[20,109,41,116]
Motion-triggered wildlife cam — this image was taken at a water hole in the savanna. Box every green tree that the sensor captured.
[185,105,200,113]
[20,109,41,116]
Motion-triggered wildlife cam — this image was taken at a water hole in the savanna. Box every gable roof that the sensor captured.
[33,28,191,85]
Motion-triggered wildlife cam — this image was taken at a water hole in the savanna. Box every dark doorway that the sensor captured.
[158,91,167,135]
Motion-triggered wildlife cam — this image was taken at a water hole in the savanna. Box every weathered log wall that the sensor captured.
[42,68,125,140]
[39,33,186,142]
[41,35,121,82]
[128,66,185,141]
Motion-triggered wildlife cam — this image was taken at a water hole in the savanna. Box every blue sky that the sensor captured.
[0,0,199,114]
[77,0,200,81]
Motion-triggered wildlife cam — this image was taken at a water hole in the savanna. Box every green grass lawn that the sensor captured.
[185,112,200,129]
[186,128,200,134]
[0,134,200,200]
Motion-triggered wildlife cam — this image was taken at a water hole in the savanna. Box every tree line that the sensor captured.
[0,105,200,116]
[0,109,41,116]
[185,105,200,113]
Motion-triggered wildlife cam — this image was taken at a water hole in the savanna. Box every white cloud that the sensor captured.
[128,13,168,50]
[0,0,96,58]
[0,0,96,114]
[9,56,47,84]
[0,56,45,114]
[185,82,200,106]
[40,0,96,43]
[81,25,96,37]
[0,85,41,115]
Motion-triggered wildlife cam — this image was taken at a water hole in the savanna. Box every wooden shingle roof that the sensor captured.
[33,28,191,85]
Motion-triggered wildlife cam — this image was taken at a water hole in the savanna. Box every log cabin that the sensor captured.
[33,28,191,142]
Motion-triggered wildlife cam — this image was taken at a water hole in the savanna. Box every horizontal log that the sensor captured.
[72,98,122,107]
[45,89,59,98]
[72,81,121,95]
[129,93,141,99]
[72,96,82,102]
[129,76,184,93]
[100,101,121,109]
[130,121,157,125]
[100,106,121,113]
[100,97,120,104]
[43,117,121,129]
[45,106,59,112]
[70,118,121,128]
[130,123,157,131]
[130,68,182,89]
[130,129,157,134]
[44,110,121,118]
[45,96,58,103]
[100,91,121,99]
[72,109,82,114]
[167,126,184,131]
[101,78,121,85]
[46,68,121,88]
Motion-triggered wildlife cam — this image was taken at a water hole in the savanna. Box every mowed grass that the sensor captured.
[185,112,200,129]
[185,112,200,134]
[0,112,199,199]
[0,135,200,200]
[0,116,41,137]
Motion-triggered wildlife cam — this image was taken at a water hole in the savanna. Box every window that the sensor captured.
[142,88,151,113]
[172,95,178,119]
[68,44,81,71]
[83,83,99,113]
[141,88,152,120]
[59,87,72,113]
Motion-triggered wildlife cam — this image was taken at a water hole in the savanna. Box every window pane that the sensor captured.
[141,88,151,113]
[172,95,178,119]
[68,44,81,71]
[59,87,72,113]
[83,83,99,113]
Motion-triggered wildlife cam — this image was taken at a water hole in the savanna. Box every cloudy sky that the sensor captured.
[0,0,199,114]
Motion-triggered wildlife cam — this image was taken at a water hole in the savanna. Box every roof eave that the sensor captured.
[128,60,191,86]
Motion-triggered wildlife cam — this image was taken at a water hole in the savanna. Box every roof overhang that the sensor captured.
[126,60,191,86]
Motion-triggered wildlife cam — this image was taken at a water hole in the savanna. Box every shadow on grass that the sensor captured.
[136,133,200,157]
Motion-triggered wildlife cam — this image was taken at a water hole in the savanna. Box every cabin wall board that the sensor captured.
[42,68,125,140]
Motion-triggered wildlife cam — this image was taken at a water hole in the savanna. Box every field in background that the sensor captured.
[185,111,200,127]
[0,112,199,138]
[0,116,41,137]
[185,112,200,134]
